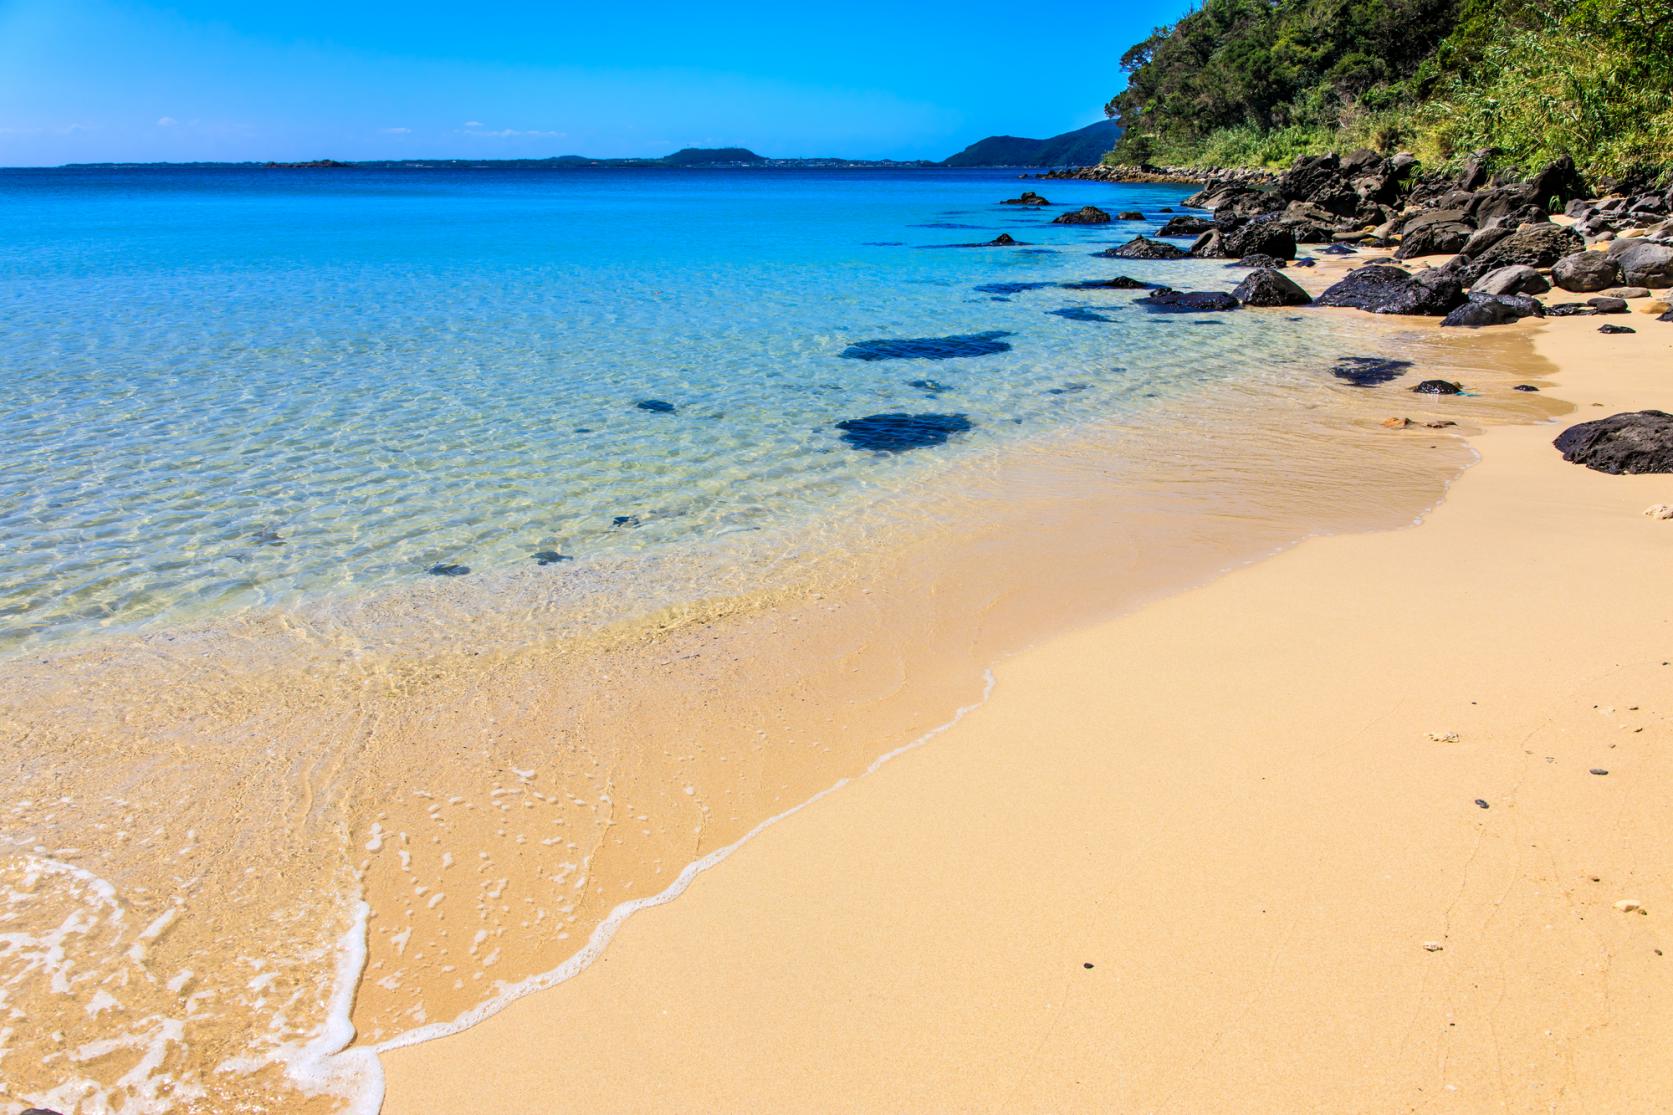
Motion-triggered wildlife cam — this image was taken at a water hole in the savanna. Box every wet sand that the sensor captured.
[379,311,1673,1111]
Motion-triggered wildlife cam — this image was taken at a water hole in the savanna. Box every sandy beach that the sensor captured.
[380,309,1673,1112]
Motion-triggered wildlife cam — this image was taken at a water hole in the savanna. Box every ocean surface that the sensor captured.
[3,164,1415,653]
[1,165,1545,1114]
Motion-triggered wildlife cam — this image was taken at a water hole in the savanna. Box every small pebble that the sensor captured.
[1083,962,1094,970]
[1428,731,1459,743]
[1589,768,1609,776]
[1474,799,1490,809]
[1423,941,1444,952]
[1614,899,1644,914]
[1644,504,1673,521]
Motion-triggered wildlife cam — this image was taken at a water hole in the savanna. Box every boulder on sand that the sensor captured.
[1470,223,1585,269]
[1607,239,1673,286]
[1553,410,1673,474]
[1469,264,1550,297]
[1159,214,1215,237]
[1232,268,1312,307]
[1552,251,1623,292]
[1140,289,1242,313]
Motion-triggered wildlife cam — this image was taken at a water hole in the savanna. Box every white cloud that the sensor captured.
[380,127,411,134]
[156,116,178,127]
[462,120,483,128]
[475,128,563,138]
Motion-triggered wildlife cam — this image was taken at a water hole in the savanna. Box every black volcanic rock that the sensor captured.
[840,331,1013,361]
[1553,411,1673,473]
[1315,265,1414,311]
[836,413,974,452]
[1412,379,1464,395]
[1159,215,1215,237]
[1102,236,1189,260]
[1231,268,1312,307]
[1001,191,1051,206]
[1054,205,1113,225]
[1140,289,1241,313]
[1060,276,1152,289]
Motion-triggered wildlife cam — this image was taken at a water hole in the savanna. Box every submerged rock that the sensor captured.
[611,515,641,528]
[1139,289,1241,313]
[1101,236,1189,260]
[836,412,974,452]
[1053,205,1113,225]
[428,563,470,577]
[1554,410,1673,473]
[1049,306,1118,323]
[973,280,1056,295]
[635,399,677,413]
[840,331,1013,361]
[1231,268,1311,307]
[1060,276,1152,290]
[1332,356,1413,387]
[908,378,952,394]
[532,550,572,565]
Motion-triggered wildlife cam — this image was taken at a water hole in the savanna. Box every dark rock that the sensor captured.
[1528,156,1588,208]
[1552,251,1622,292]
[1458,224,1514,259]
[1377,269,1468,316]
[1294,258,1317,267]
[1442,299,1521,327]
[1102,236,1189,260]
[1317,243,1359,255]
[532,550,572,565]
[1395,216,1474,259]
[1316,265,1415,311]
[1001,191,1050,206]
[1412,379,1464,395]
[1060,276,1152,290]
[836,412,974,452]
[1458,153,1490,192]
[1332,356,1413,387]
[1232,268,1312,307]
[973,281,1056,295]
[1159,215,1215,237]
[1140,289,1241,313]
[1588,296,1629,314]
[1117,210,1145,220]
[1599,323,1637,334]
[1053,205,1112,225]
[841,331,1013,361]
[1475,798,1491,810]
[612,515,641,528]
[1049,306,1118,323]
[1209,217,1298,260]
[986,233,1020,246]
[1470,265,1549,297]
[1514,384,1540,391]
[1553,410,1673,473]
[635,399,676,413]
[1607,239,1673,286]
[1662,308,1673,322]
[1229,253,1286,269]
[428,563,470,576]
[1472,223,1585,269]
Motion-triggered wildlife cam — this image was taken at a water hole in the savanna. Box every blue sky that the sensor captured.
[0,0,1188,166]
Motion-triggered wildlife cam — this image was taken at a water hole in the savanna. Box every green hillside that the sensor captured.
[1103,0,1673,180]
[942,120,1124,167]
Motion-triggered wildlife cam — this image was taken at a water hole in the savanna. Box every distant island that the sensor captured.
[940,120,1124,168]
[64,127,1131,173]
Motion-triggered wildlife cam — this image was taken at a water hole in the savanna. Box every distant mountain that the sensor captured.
[941,120,1124,168]
[661,147,765,166]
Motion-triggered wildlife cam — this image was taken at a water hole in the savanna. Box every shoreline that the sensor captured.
[378,311,1672,1109]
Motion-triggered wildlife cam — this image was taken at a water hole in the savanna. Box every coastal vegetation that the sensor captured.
[1103,0,1673,181]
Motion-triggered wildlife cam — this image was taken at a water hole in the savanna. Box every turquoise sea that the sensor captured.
[2,165,1433,652]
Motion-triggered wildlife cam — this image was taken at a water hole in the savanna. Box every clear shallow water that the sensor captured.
[5,165,1413,651]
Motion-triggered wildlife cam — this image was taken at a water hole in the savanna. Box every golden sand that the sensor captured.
[379,313,1673,1111]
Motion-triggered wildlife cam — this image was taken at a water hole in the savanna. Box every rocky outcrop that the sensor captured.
[1468,223,1585,269]
[1552,251,1622,292]
[1470,265,1550,296]
[1140,289,1242,312]
[1316,264,1465,316]
[1103,236,1190,260]
[1231,268,1312,307]
[1159,214,1215,237]
[1553,411,1673,474]
[1001,191,1051,206]
[1052,205,1113,225]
